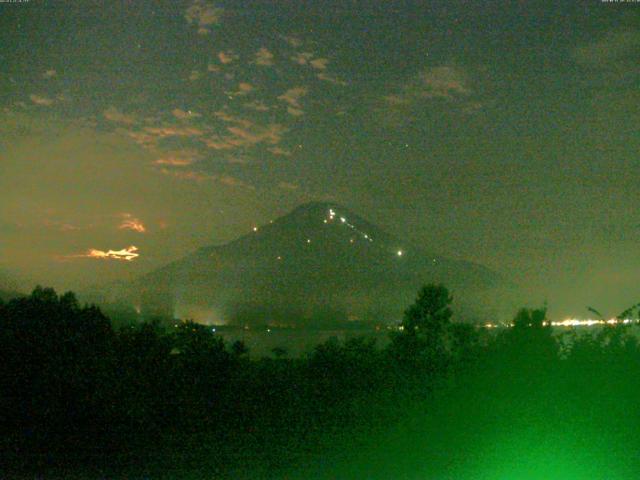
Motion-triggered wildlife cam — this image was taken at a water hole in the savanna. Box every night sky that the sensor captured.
[1,0,638,317]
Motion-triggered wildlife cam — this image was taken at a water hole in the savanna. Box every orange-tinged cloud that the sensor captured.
[277,87,307,109]
[317,72,347,86]
[172,108,201,120]
[268,146,292,156]
[144,126,204,138]
[310,58,329,70]
[153,157,195,166]
[185,0,224,35]
[218,51,236,64]
[118,214,146,233]
[255,47,274,66]
[104,106,136,125]
[75,246,140,261]
[29,94,54,106]
[291,52,314,65]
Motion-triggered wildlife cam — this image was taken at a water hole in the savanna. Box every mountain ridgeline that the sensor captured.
[108,202,514,326]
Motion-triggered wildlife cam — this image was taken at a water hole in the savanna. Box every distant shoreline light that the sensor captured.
[481,318,638,329]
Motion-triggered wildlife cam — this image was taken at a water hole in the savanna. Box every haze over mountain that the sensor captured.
[96,202,516,326]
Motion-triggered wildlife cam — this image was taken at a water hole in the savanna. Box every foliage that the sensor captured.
[2,285,640,479]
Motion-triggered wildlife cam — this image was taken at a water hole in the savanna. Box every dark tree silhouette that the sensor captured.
[272,346,289,358]
[512,306,546,330]
[389,284,453,379]
[231,339,249,357]
[401,284,453,337]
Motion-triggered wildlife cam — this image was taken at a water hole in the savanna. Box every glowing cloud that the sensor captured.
[153,156,195,166]
[118,214,146,233]
[83,246,139,261]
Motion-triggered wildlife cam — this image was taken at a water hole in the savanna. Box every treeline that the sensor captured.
[1,285,640,479]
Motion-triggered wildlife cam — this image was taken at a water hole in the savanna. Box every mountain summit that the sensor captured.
[116,202,511,325]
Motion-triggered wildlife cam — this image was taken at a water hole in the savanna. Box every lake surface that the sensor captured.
[214,327,391,357]
[213,323,640,358]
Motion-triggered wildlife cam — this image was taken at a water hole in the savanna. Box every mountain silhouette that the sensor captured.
[108,202,513,325]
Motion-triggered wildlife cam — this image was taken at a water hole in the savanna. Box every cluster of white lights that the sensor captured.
[550,318,636,327]
[261,207,410,264]
[326,208,374,244]
[323,208,408,260]
[479,318,638,329]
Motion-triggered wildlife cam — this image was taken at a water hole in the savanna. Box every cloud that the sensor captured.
[159,168,254,190]
[144,126,204,138]
[268,146,292,156]
[238,82,254,94]
[382,94,410,106]
[104,106,136,125]
[277,87,308,109]
[378,65,479,127]
[0,115,266,284]
[292,52,314,65]
[410,66,470,99]
[383,66,471,106]
[218,175,253,189]
[153,149,199,166]
[282,36,302,48]
[43,69,57,79]
[128,123,207,151]
[43,219,83,232]
[154,157,195,166]
[243,100,270,112]
[226,82,255,97]
[67,245,140,262]
[118,213,146,233]
[29,94,54,106]
[172,108,201,120]
[204,122,287,149]
[317,72,347,86]
[255,47,275,66]
[286,106,305,117]
[218,51,237,64]
[126,130,158,148]
[203,136,237,150]
[159,168,211,182]
[185,0,224,35]
[278,181,299,190]
[225,123,287,146]
[310,58,329,70]
[574,30,640,68]
[214,110,253,128]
